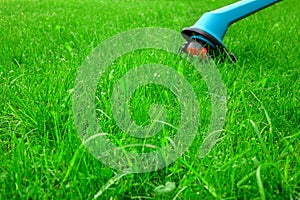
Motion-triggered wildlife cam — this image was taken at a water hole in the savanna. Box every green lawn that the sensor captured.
[0,0,299,199]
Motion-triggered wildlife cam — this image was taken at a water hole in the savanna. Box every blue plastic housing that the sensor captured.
[184,0,281,47]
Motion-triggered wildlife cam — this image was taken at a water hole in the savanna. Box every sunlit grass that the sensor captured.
[0,0,299,199]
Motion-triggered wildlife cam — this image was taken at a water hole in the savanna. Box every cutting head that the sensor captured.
[181,28,237,62]
[180,40,210,61]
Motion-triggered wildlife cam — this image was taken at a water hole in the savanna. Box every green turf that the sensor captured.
[0,0,299,199]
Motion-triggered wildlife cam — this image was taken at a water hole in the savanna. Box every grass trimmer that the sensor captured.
[180,0,282,62]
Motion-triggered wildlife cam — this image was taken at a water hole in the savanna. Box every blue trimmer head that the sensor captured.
[181,0,281,62]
